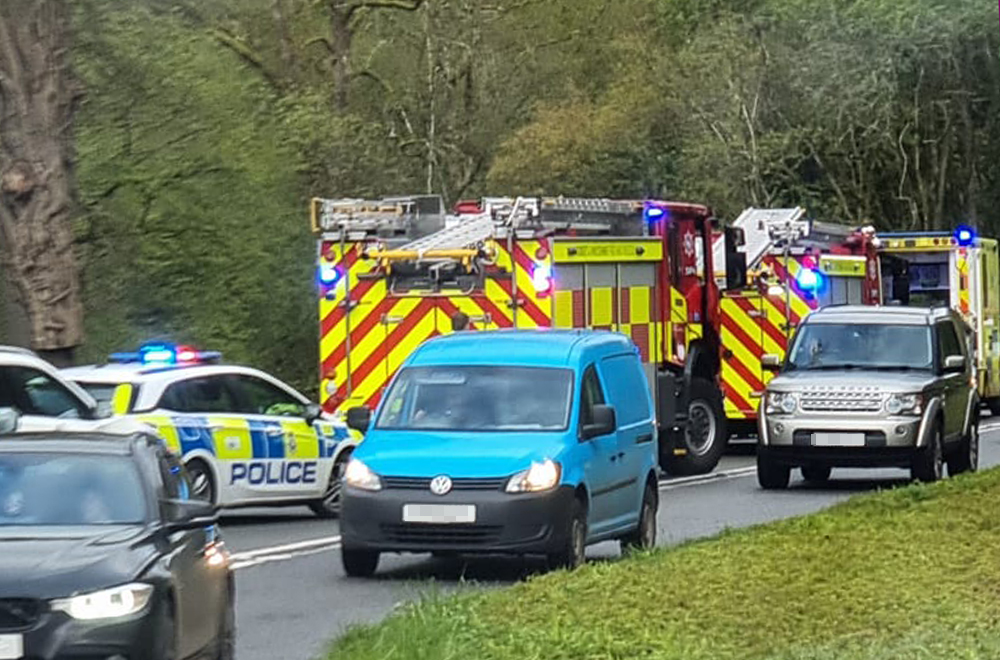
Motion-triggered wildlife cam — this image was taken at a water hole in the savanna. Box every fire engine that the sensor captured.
[879,227,1000,413]
[310,195,879,474]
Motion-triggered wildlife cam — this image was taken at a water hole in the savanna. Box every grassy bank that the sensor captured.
[326,471,1000,660]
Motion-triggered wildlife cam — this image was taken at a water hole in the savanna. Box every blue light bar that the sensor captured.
[108,342,222,365]
[954,225,976,247]
[318,264,342,286]
[796,268,823,291]
[643,203,666,223]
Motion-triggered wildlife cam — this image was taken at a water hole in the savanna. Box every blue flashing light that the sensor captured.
[532,262,553,294]
[108,342,222,366]
[643,204,666,224]
[318,263,342,286]
[796,268,823,291]
[140,343,177,365]
[955,225,976,247]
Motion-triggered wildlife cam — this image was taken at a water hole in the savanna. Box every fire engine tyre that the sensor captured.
[667,378,727,476]
[987,397,1000,417]
[341,548,380,577]
[756,451,790,490]
[911,421,944,483]
[186,459,216,505]
[948,413,980,476]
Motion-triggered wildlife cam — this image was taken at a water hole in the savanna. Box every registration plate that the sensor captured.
[402,504,476,524]
[813,432,865,447]
[0,634,23,660]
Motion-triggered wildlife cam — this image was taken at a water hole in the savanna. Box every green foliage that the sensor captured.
[325,469,1000,660]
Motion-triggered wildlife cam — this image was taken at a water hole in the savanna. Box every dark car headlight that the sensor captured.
[51,583,154,621]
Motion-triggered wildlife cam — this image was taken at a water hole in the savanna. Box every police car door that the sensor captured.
[226,374,325,499]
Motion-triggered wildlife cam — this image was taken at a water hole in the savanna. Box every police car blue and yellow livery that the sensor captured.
[62,342,359,517]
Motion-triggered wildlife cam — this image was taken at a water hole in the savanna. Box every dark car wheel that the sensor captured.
[801,465,832,484]
[216,593,236,660]
[549,498,587,570]
[186,459,216,505]
[666,378,727,476]
[153,602,177,660]
[948,413,979,476]
[621,483,657,553]
[309,452,350,518]
[341,548,380,577]
[912,421,944,483]
[757,450,790,490]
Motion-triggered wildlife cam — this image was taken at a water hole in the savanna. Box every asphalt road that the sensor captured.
[222,425,1000,660]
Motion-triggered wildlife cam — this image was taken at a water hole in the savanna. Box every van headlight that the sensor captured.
[52,583,154,621]
[765,391,798,415]
[886,393,923,416]
[506,460,561,493]
[344,458,382,491]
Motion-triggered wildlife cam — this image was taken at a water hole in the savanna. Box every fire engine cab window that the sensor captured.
[229,375,305,417]
[375,366,573,432]
[580,366,606,427]
[159,376,237,414]
[0,367,86,418]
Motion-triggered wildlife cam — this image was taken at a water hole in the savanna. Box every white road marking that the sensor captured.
[658,466,757,491]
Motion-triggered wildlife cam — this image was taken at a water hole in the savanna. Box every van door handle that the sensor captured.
[636,434,653,444]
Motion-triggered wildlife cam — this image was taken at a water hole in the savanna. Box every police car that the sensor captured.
[62,342,358,517]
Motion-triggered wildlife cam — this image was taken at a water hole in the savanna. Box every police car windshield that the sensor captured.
[786,323,933,371]
[0,453,147,526]
[376,366,574,432]
[77,383,116,406]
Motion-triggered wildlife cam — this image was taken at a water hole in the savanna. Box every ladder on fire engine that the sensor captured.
[713,207,809,281]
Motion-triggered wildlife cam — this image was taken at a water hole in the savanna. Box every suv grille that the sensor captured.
[799,386,884,412]
[0,599,43,631]
[381,476,508,491]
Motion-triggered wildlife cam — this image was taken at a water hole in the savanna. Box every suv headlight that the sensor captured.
[765,391,798,415]
[506,460,561,493]
[886,393,923,416]
[52,583,154,621]
[344,458,382,491]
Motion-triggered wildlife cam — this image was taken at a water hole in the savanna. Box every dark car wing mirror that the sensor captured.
[582,404,616,440]
[346,406,372,433]
[163,499,219,531]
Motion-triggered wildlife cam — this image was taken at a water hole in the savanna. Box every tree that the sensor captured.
[0,0,84,363]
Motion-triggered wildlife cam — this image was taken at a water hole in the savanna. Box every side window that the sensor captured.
[600,354,652,426]
[229,375,305,417]
[579,365,605,427]
[0,367,87,418]
[158,376,238,414]
[937,322,963,364]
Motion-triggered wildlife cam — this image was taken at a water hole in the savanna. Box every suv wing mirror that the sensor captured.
[582,404,616,440]
[761,354,782,371]
[944,355,966,372]
[346,406,372,433]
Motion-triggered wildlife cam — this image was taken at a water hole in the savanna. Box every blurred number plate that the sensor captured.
[0,635,22,660]
[402,504,476,524]
[813,432,864,447]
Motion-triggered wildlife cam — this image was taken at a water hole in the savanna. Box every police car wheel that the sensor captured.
[341,548,380,577]
[309,454,349,518]
[186,459,216,505]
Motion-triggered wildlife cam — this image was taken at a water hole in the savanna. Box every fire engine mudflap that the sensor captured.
[312,195,745,475]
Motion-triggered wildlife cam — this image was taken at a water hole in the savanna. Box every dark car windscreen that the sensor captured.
[786,323,933,371]
[0,453,147,526]
[376,366,574,432]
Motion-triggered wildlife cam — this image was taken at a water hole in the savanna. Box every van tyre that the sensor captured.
[911,421,944,483]
[757,450,790,490]
[801,465,832,484]
[549,499,587,570]
[667,378,727,476]
[621,483,657,553]
[341,548,380,577]
[948,412,979,476]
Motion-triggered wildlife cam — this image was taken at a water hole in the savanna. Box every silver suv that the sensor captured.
[757,306,978,489]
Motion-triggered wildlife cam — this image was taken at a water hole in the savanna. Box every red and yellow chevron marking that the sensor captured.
[956,249,971,316]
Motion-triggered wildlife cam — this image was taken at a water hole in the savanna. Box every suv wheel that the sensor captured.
[911,421,944,483]
[801,465,832,484]
[757,450,790,490]
[947,413,979,476]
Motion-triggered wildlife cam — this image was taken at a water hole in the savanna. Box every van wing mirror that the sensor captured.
[582,404,616,440]
[944,355,966,372]
[761,354,782,371]
[346,406,372,433]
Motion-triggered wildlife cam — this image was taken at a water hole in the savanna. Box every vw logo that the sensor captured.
[429,475,452,496]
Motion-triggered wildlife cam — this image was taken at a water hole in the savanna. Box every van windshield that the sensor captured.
[375,366,574,432]
[786,323,933,371]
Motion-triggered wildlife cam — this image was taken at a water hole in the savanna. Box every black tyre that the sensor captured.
[666,378,727,476]
[548,498,587,570]
[186,459,216,505]
[911,421,944,483]
[987,397,1000,417]
[309,451,351,518]
[341,548,380,577]
[620,482,657,553]
[757,450,790,490]
[948,412,979,476]
[153,601,177,660]
[800,465,832,484]
[216,591,236,660]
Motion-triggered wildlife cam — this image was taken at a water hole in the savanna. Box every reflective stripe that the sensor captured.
[111,384,133,415]
[208,417,253,460]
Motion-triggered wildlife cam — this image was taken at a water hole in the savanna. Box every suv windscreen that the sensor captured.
[786,323,933,371]
[0,367,89,418]
[376,366,574,431]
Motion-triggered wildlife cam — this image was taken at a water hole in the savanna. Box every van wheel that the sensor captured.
[948,413,979,476]
[757,450,790,490]
[548,499,587,570]
[341,548,380,577]
[666,378,727,476]
[621,483,657,553]
[911,421,943,483]
[186,459,216,505]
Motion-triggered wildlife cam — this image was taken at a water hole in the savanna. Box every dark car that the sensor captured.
[0,426,234,660]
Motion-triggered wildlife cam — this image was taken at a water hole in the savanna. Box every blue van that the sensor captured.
[339,329,659,576]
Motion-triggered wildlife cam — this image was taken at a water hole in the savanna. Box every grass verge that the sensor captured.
[325,470,1000,660]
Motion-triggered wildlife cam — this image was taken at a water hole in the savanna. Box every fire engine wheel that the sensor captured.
[667,378,727,476]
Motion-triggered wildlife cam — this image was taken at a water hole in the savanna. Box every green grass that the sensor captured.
[325,471,1000,660]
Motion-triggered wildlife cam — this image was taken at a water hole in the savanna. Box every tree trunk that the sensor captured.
[330,4,352,111]
[0,0,84,357]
